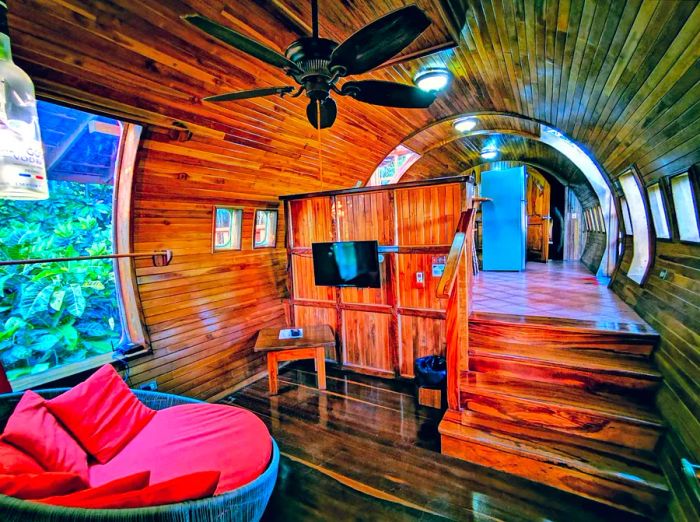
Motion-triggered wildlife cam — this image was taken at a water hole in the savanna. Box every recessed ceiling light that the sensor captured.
[481,147,498,160]
[453,118,477,133]
[414,68,450,92]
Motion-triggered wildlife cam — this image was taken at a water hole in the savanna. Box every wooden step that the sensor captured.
[439,410,669,518]
[470,312,660,358]
[468,348,662,397]
[460,374,664,450]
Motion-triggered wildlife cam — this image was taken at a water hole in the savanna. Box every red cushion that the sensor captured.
[47,364,156,464]
[0,363,11,394]
[63,471,219,509]
[37,471,151,507]
[2,390,88,480]
[0,472,85,499]
[0,439,44,474]
[89,404,271,495]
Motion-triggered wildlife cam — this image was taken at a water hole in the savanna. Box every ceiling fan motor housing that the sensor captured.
[286,37,338,100]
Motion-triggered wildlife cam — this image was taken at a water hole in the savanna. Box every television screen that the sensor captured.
[312,241,381,288]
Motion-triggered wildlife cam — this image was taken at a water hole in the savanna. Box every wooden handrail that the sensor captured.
[0,250,173,267]
[437,209,476,299]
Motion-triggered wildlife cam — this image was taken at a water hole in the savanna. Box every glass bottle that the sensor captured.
[0,0,48,200]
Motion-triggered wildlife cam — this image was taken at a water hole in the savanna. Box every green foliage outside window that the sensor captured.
[0,180,122,381]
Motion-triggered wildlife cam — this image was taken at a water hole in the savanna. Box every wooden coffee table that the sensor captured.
[254,325,335,395]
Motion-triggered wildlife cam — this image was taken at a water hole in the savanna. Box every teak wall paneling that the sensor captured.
[400,315,446,378]
[285,179,470,378]
[396,184,463,246]
[611,237,700,521]
[290,199,333,248]
[127,130,288,400]
[336,192,394,244]
[294,305,338,362]
[342,310,392,374]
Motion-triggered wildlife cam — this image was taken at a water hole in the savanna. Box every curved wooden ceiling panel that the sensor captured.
[9,0,700,197]
[403,132,597,206]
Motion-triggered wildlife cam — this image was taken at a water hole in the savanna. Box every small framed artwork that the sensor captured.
[212,206,243,252]
[254,209,278,248]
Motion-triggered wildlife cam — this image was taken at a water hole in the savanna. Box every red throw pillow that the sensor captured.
[2,390,88,480]
[0,472,85,499]
[36,471,151,507]
[47,364,156,464]
[67,471,220,509]
[0,438,44,474]
[0,363,11,394]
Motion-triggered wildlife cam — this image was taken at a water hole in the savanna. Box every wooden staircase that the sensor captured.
[439,312,669,518]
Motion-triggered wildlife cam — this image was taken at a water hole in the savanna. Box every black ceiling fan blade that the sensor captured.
[340,80,436,108]
[204,86,295,102]
[306,98,337,129]
[182,14,301,73]
[329,5,431,75]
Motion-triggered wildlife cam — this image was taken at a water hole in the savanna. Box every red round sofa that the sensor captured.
[0,365,279,521]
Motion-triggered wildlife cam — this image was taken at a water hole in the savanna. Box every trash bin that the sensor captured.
[414,355,447,389]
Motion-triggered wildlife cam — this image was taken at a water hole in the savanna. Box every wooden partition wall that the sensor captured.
[281,177,472,378]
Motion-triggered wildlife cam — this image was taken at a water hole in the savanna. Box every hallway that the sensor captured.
[472,261,647,326]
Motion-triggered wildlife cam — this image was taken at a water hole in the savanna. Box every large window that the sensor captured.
[0,101,139,384]
[620,196,633,235]
[670,172,700,242]
[647,183,670,239]
[367,145,421,186]
[618,170,651,284]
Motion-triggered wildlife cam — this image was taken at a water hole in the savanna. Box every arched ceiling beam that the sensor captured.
[366,112,618,276]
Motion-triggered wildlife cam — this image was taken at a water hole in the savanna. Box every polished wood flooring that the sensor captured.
[472,261,646,325]
[221,364,646,521]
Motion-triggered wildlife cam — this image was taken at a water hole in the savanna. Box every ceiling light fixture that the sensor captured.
[481,147,498,160]
[453,118,477,133]
[414,68,450,92]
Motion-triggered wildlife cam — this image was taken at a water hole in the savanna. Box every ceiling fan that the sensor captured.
[182,1,438,129]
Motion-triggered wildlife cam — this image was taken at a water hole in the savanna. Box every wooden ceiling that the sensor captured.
[9,0,700,199]
[402,132,597,206]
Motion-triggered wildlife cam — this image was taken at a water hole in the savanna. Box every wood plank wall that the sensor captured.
[126,128,288,400]
[612,228,700,521]
[286,180,468,378]
[581,232,606,275]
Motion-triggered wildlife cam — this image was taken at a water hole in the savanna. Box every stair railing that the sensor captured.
[437,208,476,411]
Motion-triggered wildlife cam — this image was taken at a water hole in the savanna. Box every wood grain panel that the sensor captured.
[336,191,394,245]
[611,239,700,520]
[290,198,333,248]
[399,315,446,377]
[396,184,463,245]
[342,310,392,374]
[292,305,338,362]
[397,254,446,311]
[126,130,288,399]
[291,254,334,302]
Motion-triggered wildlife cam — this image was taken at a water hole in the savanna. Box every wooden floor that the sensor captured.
[222,364,646,521]
[472,261,645,325]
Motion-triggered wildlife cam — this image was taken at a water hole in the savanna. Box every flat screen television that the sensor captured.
[312,241,381,288]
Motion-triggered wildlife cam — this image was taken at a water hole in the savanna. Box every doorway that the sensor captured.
[526,168,567,262]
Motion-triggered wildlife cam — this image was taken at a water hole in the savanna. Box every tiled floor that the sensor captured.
[472,261,646,324]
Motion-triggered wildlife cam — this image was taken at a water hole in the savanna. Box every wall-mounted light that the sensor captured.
[481,147,498,160]
[453,117,477,133]
[414,68,450,92]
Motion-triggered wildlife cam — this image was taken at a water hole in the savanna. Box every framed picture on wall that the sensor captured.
[254,209,278,248]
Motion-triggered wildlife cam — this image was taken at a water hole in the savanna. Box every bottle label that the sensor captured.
[0,127,48,199]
